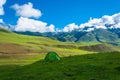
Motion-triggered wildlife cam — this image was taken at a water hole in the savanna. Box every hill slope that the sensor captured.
[0,27,90,55]
[15,29,120,46]
[0,27,120,55]
[0,28,120,80]
[79,44,119,52]
[0,52,120,80]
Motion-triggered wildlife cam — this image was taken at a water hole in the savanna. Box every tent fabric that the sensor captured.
[45,51,60,61]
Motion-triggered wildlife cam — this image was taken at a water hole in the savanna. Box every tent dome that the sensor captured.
[45,51,60,61]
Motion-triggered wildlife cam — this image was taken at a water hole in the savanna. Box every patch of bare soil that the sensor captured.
[0,42,28,54]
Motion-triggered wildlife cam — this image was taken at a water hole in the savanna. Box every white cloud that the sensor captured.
[79,18,106,29]
[63,23,79,32]
[79,12,120,31]
[113,13,120,23]
[0,0,6,15]
[14,11,120,33]
[11,2,41,18]
[46,24,55,32]
[102,15,114,24]
[0,19,4,23]
[13,2,56,33]
[15,17,55,33]
[114,23,120,28]
[86,28,94,32]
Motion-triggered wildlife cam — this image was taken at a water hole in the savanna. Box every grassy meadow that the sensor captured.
[0,27,91,54]
[0,52,120,80]
[0,28,120,80]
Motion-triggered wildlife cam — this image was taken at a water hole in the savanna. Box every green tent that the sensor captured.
[45,51,60,61]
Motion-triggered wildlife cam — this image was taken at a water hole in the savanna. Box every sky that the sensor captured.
[0,0,120,32]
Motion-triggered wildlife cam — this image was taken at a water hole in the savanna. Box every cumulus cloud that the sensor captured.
[61,13,120,32]
[79,13,120,31]
[46,24,55,32]
[0,0,6,15]
[79,18,107,30]
[63,23,79,32]
[11,2,42,18]
[15,17,55,33]
[13,2,56,33]
[14,12,120,33]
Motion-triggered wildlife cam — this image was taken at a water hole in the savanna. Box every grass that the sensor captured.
[0,28,94,66]
[0,53,45,65]
[0,27,120,80]
[0,28,91,54]
[0,27,119,55]
[79,43,120,52]
[0,51,94,66]
[0,52,120,80]
[0,29,119,55]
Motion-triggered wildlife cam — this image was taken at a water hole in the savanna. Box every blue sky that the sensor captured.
[0,0,120,32]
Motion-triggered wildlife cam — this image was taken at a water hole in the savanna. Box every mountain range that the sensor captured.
[0,26,120,54]
[1,22,120,46]
[15,28,120,46]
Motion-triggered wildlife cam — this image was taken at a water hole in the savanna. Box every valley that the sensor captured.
[1,0,120,79]
[0,27,120,80]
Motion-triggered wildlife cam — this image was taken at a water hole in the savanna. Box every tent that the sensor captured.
[45,51,60,61]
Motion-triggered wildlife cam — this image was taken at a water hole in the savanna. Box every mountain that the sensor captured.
[0,27,60,54]
[0,27,119,54]
[0,27,90,54]
[15,28,120,46]
[78,29,119,44]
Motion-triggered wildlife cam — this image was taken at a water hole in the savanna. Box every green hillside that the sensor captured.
[18,29,120,46]
[0,27,89,55]
[0,28,120,80]
[0,27,119,65]
[79,44,119,52]
[0,52,120,80]
[1,27,119,55]
[0,27,91,65]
